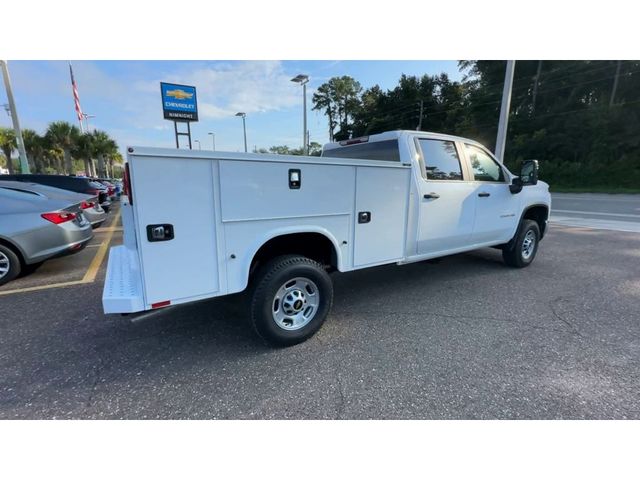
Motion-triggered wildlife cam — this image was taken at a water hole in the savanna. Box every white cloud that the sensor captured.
[137,61,301,119]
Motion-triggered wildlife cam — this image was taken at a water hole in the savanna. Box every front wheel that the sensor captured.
[0,244,21,286]
[250,255,334,347]
[502,219,541,268]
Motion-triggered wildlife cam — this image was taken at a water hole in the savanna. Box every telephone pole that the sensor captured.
[610,60,622,107]
[416,100,424,131]
[495,60,515,163]
[531,60,542,115]
[0,60,30,173]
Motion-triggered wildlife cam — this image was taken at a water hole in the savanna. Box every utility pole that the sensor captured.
[416,99,424,131]
[0,60,30,173]
[208,132,215,151]
[495,60,515,163]
[531,60,542,115]
[610,60,622,107]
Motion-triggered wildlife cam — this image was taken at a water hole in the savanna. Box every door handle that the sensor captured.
[478,192,491,197]
[423,193,440,199]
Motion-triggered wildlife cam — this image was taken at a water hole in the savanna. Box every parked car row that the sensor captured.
[1,174,113,212]
[0,174,118,286]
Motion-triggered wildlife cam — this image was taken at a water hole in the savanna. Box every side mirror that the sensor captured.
[520,159,539,186]
[509,160,538,194]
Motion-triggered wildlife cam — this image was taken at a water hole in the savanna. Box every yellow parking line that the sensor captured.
[82,209,121,283]
[0,209,122,297]
[94,226,123,233]
[0,280,86,296]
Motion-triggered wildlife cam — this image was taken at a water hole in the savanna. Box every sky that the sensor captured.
[1,60,462,155]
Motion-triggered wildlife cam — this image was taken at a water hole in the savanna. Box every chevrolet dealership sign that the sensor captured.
[160,82,198,122]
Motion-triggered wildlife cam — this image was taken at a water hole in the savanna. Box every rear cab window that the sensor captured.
[322,140,401,162]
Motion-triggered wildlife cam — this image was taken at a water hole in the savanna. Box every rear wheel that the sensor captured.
[0,245,21,286]
[502,219,540,268]
[250,255,333,347]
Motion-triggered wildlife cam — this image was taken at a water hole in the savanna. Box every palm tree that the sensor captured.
[73,132,95,176]
[45,146,64,174]
[0,127,17,174]
[45,121,80,174]
[22,129,46,173]
[91,130,118,178]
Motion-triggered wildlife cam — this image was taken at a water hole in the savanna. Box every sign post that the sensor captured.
[160,82,198,149]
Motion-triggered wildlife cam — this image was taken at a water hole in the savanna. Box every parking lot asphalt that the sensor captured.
[1,201,639,419]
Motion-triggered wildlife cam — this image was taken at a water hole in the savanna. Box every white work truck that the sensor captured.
[103,130,550,346]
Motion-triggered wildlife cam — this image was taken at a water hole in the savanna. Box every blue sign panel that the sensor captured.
[160,82,198,122]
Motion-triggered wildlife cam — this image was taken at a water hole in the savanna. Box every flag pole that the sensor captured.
[69,62,85,134]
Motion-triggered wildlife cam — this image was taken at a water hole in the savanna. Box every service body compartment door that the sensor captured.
[353,166,410,267]
[130,155,220,306]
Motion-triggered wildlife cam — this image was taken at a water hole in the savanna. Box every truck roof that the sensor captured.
[322,130,485,152]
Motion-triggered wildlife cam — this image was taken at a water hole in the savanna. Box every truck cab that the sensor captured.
[322,130,550,262]
[103,130,550,346]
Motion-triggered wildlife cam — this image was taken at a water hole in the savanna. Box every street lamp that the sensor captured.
[194,139,201,150]
[208,132,216,151]
[82,113,96,132]
[291,74,309,155]
[235,112,247,153]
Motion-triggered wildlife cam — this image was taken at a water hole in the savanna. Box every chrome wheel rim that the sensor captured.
[522,230,536,260]
[272,277,320,330]
[0,251,10,279]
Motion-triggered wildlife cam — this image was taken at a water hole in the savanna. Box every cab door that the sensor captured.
[415,138,477,255]
[462,143,520,244]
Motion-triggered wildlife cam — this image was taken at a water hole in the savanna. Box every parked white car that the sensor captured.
[103,130,551,346]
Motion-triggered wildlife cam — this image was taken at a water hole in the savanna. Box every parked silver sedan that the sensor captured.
[0,180,107,228]
[0,185,94,285]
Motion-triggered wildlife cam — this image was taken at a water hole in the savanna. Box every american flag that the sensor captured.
[69,63,83,122]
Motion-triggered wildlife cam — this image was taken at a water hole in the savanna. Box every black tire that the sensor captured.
[250,255,333,347]
[0,244,21,286]
[502,219,540,268]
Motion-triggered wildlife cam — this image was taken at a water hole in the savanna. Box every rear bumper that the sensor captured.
[19,220,94,264]
[102,245,145,314]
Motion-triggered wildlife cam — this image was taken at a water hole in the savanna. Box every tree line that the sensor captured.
[311,61,640,191]
[0,121,121,178]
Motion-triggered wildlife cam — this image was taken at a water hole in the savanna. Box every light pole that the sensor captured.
[208,132,215,151]
[82,113,96,132]
[235,112,247,153]
[291,74,309,155]
[0,60,30,173]
[194,139,201,150]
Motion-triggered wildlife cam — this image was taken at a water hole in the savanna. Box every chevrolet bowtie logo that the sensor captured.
[165,89,194,100]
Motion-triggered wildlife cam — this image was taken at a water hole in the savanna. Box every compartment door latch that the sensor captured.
[358,211,371,224]
[146,224,174,242]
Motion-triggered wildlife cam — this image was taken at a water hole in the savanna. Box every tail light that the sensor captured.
[81,201,95,209]
[124,163,133,204]
[41,211,77,224]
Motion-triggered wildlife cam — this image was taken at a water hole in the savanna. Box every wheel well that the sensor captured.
[0,237,26,267]
[250,233,338,275]
[523,205,549,238]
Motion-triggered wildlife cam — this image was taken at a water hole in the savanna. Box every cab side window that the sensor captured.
[418,139,463,181]
[465,144,505,182]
